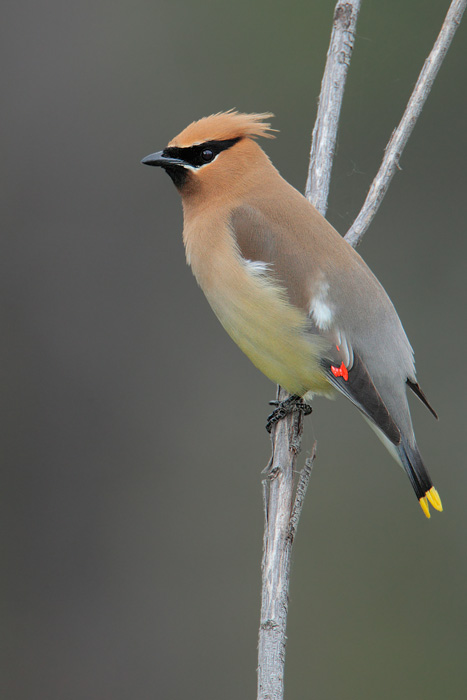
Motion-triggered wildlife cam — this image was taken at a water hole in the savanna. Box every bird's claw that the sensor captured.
[265,395,312,433]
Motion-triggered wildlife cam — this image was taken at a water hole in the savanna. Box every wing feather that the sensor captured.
[229,203,429,438]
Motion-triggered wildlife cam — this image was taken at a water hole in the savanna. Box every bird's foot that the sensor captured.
[265,395,312,433]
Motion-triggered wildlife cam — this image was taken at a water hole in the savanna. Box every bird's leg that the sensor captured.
[265,394,312,433]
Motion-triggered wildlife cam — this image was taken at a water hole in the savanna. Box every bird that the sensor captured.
[141,110,442,518]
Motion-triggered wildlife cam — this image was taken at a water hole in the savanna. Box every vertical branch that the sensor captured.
[306,0,362,214]
[257,4,361,699]
[258,403,315,700]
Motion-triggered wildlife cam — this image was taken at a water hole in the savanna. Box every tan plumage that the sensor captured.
[169,110,276,147]
[142,111,442,517]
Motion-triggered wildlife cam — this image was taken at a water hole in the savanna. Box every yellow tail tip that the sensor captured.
[419,497,431,519]
[426,486,443,512]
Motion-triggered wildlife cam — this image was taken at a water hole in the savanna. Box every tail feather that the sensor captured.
[323,348,442,518]
[398,439,442,517]
[398,440,432,499]
[406,379,438,420]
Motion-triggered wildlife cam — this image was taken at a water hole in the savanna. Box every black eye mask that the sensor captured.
[162,137,241,168]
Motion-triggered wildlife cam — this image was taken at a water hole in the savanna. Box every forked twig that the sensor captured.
[258,3,361,699]
[257,1,465,699]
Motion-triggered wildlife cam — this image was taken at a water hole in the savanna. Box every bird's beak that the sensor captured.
[141,151,184,168]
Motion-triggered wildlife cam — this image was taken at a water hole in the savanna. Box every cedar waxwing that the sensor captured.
[142,111,442,518]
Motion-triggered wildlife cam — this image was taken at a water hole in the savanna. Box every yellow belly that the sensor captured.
[203,259,332,397]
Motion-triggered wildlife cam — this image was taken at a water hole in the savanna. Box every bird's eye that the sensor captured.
[201,148,214,162]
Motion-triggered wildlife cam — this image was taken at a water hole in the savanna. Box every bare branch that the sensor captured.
[306,0,362,214]
[257,426,317,700]
[257,386,302,700]
[289,444,317,537]
[345,0,467,248]
[257,4,361,699]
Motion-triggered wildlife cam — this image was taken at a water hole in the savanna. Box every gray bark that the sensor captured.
[345,0,467,247]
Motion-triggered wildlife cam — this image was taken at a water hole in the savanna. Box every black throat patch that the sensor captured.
[164,165,189,189]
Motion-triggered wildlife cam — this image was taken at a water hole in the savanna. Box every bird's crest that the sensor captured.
[169,110,277,148]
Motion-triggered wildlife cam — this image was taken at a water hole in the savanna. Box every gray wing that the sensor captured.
[230,203,434,442]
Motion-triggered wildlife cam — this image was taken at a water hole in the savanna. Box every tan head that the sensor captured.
[141,111,276,199]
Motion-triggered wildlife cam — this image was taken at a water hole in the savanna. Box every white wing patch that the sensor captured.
[309,283,333,330]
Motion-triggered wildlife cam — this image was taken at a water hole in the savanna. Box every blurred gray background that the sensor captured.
[2,1,466,698]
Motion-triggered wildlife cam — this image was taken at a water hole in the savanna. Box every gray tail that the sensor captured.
[398,438,433,501]
[398,439,443,517]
